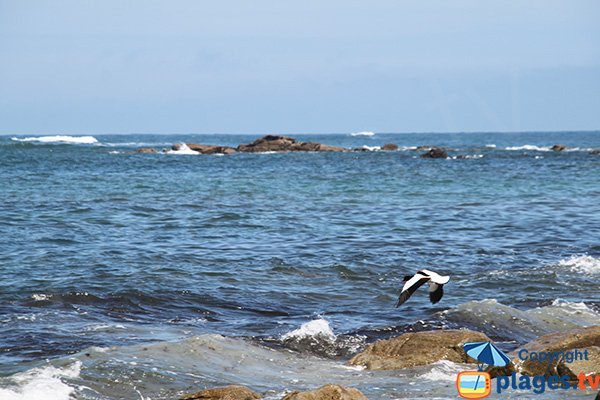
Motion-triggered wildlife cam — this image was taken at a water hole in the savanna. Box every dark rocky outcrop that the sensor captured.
[180,385,261,400]
[551,144,567,152]
[590,149,600,155]
[381,143,399,151]
[136,147,157,154]
[420,147,448,159]
[349,329,490,370]
[282,384,368,400]
[236,136,347,153]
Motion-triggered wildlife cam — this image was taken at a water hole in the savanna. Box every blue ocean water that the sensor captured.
[1,132,599,399]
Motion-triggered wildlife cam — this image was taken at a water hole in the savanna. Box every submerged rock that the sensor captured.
[420,147,448,159]
[180,385,261,400]
[136,147,157,153]
[282,384,368,400]
[381,143,399,151]
[512,326,600,379]
[551,144,567,151]
[349,329,490,370]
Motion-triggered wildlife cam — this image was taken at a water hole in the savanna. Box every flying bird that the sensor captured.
[396,269,450,307]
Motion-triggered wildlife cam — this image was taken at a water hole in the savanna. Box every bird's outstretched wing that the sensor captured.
[396,275,429,307]
[428,282,444,304]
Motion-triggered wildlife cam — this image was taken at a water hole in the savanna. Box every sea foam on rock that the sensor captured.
[349,329,490,370]
[282,384,368,400]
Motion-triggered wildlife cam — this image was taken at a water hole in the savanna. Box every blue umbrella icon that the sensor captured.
[464,341,511,369]
[463,341,511,390]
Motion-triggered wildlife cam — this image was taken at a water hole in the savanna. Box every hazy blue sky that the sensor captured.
[1,0,599,134]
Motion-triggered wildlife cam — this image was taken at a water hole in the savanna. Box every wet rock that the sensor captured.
[513,326,600,379]
[186,144,237,154]
[551,144,567,151]
[590,149,600,155]
[180,385,261,400]
[282,384,368,400]
[136,147,157,153]
[420,147,448,159]
[237,135,297,153]
[381,143,398,151]
[237,135,347,153]
[349,329,490,370]
[317,144,347,152]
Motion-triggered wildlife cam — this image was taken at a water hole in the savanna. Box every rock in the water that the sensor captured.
[381,143,398,151]
[420,147,448,159]
[317,144,347,152]
[513,326,600,379]
[180,385,261,400]
[237,135,297,153]
[349,329,490,370]
[136,147,157,154]
[590,149,600,155]
[551,144,567,151]
[186,143,237,154]
[237,135,347,153]
[282,384,368,400]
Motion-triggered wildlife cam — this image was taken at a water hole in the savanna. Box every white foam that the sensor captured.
[166,143,199,155]
[0,361,80,400]
[31,294,52,301]
[550,299,594,313]
[419,360,465,382]
[356,145,381,151]
[485,144,497,148]
[557,255,600,274]
[11,136,98,144]
[450,154,484,159]
[505,145,551,152]
[281,318,336,341]
[350,131,375,137]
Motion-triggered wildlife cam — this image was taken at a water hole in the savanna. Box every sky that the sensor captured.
[0,0,599,134]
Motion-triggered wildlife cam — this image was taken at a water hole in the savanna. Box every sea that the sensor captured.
[1,131,599,399]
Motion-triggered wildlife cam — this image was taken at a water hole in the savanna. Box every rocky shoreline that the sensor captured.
[179,325,600,400]
[135,135,599,158]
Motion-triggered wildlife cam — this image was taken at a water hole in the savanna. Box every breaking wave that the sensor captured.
[0,362,80,400]
[280,318,365,358]
[11,136,98,144]
[166,143,199,155]
[557,255,600,274]
[505,145,551,151]
[350,131,375,137]
[443,299,600,343]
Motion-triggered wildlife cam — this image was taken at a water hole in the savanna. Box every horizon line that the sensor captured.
[2,129,600,136]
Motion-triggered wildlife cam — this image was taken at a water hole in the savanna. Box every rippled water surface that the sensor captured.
[1,132,599,399]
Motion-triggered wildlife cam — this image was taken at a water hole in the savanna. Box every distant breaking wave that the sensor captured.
[166,143,199,155]
[11,135,98,144]
[350,131,375,137]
